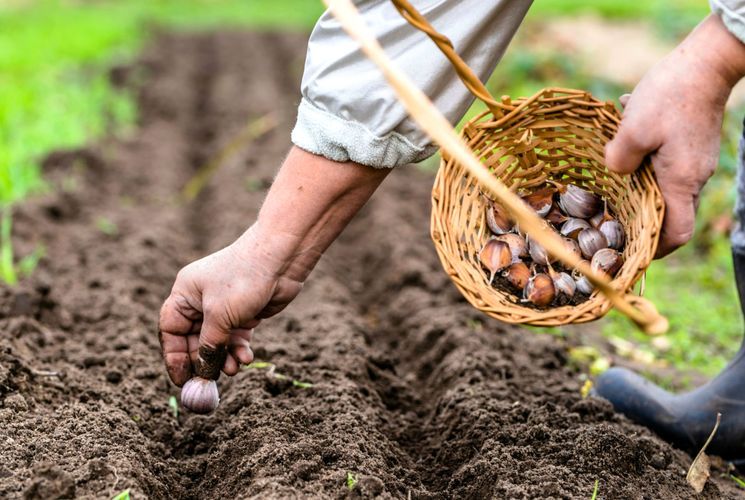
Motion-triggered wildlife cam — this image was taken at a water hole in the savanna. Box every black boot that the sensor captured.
[594,250,745,460]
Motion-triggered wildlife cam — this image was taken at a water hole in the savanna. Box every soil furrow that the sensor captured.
[0,30,741,500]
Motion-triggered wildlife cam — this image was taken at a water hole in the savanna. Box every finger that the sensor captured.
[605,103,661,175]
[655,188,696,258]
[159,293,201,335]
[187,334,200,365]
[619,93,631,108]
[159,294,201,386]
[222,353,240,376]
[159,331,192,386]
[229,329,254,365]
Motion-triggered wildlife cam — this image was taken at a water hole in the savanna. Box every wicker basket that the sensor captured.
[325,0,667,332]
[431,89,665,326]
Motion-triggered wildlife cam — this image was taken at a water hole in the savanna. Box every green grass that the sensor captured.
[0,0,323,283]
[528,0,707,37]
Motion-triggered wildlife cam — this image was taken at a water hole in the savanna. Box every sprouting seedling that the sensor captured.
[346,472,358,491]
[95,217,118,236]
[242,360,273,370]
[590,479,599,500]
[112,490,130,500]
[168,395,179,419]
[243,361,314,389]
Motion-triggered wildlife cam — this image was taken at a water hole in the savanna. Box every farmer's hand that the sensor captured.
[605,14,745,257]
[159,147,389,386]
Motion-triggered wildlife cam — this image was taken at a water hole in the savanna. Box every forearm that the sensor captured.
[239,146,390,282]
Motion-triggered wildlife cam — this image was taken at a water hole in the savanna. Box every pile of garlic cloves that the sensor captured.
[480,182,625,308]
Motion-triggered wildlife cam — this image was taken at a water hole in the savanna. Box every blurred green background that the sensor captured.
[1,0,740,380]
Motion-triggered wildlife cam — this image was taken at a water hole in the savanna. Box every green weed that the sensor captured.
[112,490,130,500]
[168,395,179,419]
[346,472,358,490]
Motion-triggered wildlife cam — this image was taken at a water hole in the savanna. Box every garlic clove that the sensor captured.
[521,186,556,217]
[523,273,556,307]
[495,233,529,262]
[574,275,595,295]
[502,261,530,290]
[485,201,513,235]
[591,248,624,277]
[560,217,591,239]
[551,271,576,304]
[562,237,582,261]
[599,220,625,250]
[480,239,512,283]
[577,228,608,259]
[558,184,601,218]
[181,377,220,414]
[527,236,556,266]
[545,203,568,225]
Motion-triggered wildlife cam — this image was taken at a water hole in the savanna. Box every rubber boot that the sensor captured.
[594,250,745,460]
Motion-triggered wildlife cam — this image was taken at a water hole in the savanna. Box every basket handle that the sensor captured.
[322,0,669,335]
[390,0,505,117]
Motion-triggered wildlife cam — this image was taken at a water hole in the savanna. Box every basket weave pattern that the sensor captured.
[431,88,665,326]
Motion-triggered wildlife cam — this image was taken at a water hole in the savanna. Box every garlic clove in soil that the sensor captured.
[599,220,625,250]
[181,377,220,414]
[577,228,608,259]
[495,233,529,262]
[558,184,601,218]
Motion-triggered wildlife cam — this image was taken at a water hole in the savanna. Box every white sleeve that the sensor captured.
[291,0,533,168]
[711,0,745,43]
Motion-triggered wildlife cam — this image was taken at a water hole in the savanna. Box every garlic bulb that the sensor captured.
[181,377,220,414]
[559,184,601,218]
[599,220,625,250]
[577,228,608,259]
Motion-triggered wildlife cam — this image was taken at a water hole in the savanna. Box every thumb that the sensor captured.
[195,308,232,380]
[655,186,696,258]
[605,100,661,175]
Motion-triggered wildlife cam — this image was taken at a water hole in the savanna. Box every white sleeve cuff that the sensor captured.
[291,98,438,168]
[711,0,745,44]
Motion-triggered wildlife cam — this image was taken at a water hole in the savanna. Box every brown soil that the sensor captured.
[0,31,741,499]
